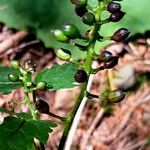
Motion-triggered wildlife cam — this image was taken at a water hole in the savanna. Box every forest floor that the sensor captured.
[0,24,150,150]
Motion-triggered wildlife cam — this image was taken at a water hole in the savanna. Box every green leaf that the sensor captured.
[0,116,56,150]
[0,108,32,121]
[0,67,22,94]
[35,63,78,90]
[87,0,99,8]
[0,0,87,60]
[16,112,33,120]
[0,0,149,60]
[0,108,15,115]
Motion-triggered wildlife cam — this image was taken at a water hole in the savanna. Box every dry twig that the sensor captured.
[0,31,28,54]
[121,139,147,150]
[80,108,105,150]
[0,40,39,58]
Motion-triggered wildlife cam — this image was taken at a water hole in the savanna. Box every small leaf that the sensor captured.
[35,63,78,90]
[0,116,56,150]
[0,67,22,94]
[87,0,98,8]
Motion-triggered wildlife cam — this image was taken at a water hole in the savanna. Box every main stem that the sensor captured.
[58,23,101,150]
[23,71,45,150]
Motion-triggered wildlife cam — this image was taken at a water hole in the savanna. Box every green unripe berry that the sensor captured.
[108,89,125,103]
[62,24,81,39]
[56,48,71,60]
[36,81,47,89]
[11,60,19,69]
[71,0,87,6]
[51,29,68,42]
[8,74,19,82]
[82,12,95,25]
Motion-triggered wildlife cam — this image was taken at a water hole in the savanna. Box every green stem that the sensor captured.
[58,23,101,150]
[58,2,105,148]
[22,70,45,150]
[25,91,45,150]
[25,92,38,120]
[58,84,86,150]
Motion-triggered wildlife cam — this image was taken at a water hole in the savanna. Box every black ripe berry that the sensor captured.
[82,12,95,25]
[99,51,113,62]
[75,5,88,17]
[107,2,121,13]
[74,69,87,83]
[35,99,50,114]
[108,89,125,103]
[104,56,119,69]
[111,28,130,42]
[109,11,125,22]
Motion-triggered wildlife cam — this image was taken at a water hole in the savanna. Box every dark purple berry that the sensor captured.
[108,89,125,103]
[35,99,50,114]
[99,51,113,62]
[75,5,88,17]
[109,11,125,22]
[74,69,87,83]
[107,2,121,13]
[111,28,130,42]
[104,56,119,69]
[82,12,95,25]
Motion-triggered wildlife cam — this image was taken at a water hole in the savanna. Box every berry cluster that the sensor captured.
[51,24,81,43]
[98,50,119,69]
[50,0,130,98]
[107,2,130,42]
[71,0,96,25]
[46,1,131,148]
[8,60,47,90]
[107,2,125,22]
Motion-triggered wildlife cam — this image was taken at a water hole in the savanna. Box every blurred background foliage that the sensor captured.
[0,0,149,59]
